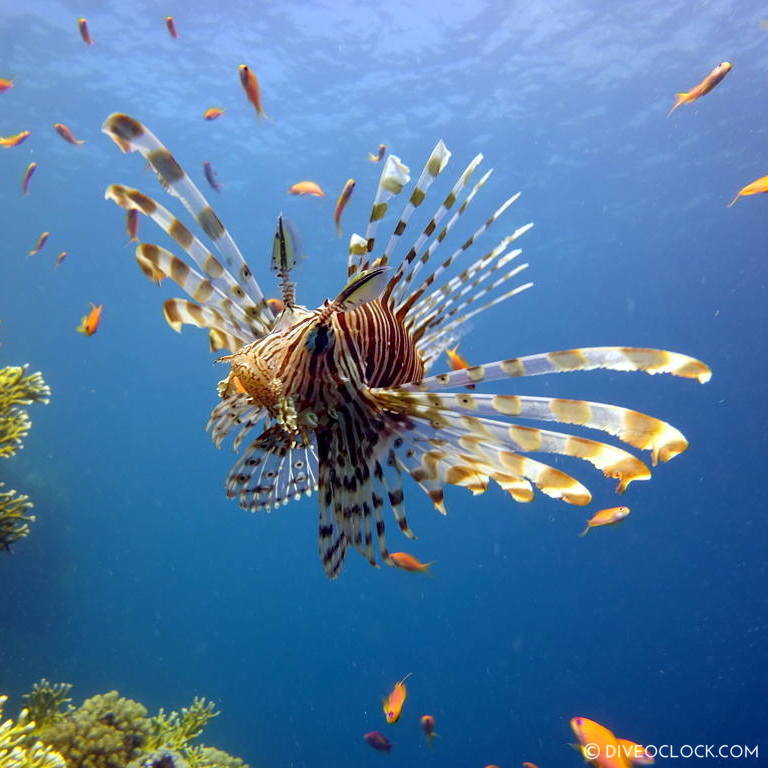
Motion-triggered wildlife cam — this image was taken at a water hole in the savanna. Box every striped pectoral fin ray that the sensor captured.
[378,390,688,466]
[102,114,270,316]
[106,183,272,339]
[162,297,248,348]
[407,347,713,392]
[206,392,264,448]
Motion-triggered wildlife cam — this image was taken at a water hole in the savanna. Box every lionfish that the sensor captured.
[102,113,711,578]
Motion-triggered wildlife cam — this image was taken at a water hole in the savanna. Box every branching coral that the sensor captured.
[0,694,66,768]
[146,699,218,752]
[15,686,247,768]
[0,366,51,459]
[0,486,35,552]
[21,683,72,731]
[0,364,51,550]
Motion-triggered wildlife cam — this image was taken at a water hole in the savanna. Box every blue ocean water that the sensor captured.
[1,1,766,766]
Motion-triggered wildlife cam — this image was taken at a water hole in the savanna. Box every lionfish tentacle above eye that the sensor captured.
[104,114,711,579]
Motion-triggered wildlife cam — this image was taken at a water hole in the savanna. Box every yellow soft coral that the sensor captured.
[0,366,50,458]
[0,695,66,768]
[146,699,218,752]
[35,692,150,768]
[0,485,36,552]
[0,365,51,549]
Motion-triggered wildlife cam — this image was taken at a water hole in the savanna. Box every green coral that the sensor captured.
[0,694,66,768]
[16,686,247,768]
[0,364,51,551]
[21,683,72,731]
[0,366,51,459]
[146,700,218,753]
[35,691,150,768]
[0,485,35,552]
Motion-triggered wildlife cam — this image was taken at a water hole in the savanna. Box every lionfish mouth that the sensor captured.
[102,112,711,579]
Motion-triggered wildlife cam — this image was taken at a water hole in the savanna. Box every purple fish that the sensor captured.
[363,731,393,753]
[203,161,221,192]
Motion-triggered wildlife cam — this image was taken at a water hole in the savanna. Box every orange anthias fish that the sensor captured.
[390,552,435,573]
[382,673,412,724]
[21,162,37,195]
[203,107,224,121]
[266,298,285,315]
[580,506,630,536]
[522,763,539,768]
[238,64,267,119]
[446,345,470,370]
[0,130,31,148]
[54,123,85,145]
[28,232,50,256]
[334,178,355,236]
[165,16,178,39]
[0,78,13,93]
[668,61,732,116]
[727,175,768,207]
[571,717,626,768]
[76,303,103,335]
[55,251,68,268]
[368,143,387,162]
[78,17,93,45]
[289,180,325,197]
[126,208,139,242]
[420,714,437,744]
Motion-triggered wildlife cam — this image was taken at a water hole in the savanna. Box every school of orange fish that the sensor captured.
[1,16,762,767]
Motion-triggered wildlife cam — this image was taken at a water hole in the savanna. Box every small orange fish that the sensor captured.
[382,673,412,724]
[21,162,37,195]
[126,208,139,242]
[390,552,435,573]
[266,298,285,315]
[580,506,630,536]
[571,717,626,768]
[55,251,68,268]
[165,16,178,39]
[727,175,768,207]
[521,763,538,768]
[668,61,732,116]
[288,180,325,197]
[54,123,85,145]
[446,345,470,370]
[28,232,50,256]
[203,107,224,121]
[76,303,102,335]
[78,17,93,45]
[238,64,267,118]
[334,178,355,236]
[420,715,437,744]
[368,143,387,162]
[0,78,13,93]
[0,130,31,148]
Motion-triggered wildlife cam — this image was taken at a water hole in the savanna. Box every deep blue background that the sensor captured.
[1,1,766,767]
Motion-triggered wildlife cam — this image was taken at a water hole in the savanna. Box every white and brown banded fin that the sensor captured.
[162,297,247,346]
[206,392,265,449]
[106,183,272,339]
[102,114,272,326]
[407,347,713,392]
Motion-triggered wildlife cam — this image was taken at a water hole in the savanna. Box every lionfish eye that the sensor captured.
[306,324,333,354]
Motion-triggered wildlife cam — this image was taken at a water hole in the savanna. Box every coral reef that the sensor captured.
[12,685,247,768]
[35,691,150,768]
[0,694,66,768]
[0,364,51,550]
[0,366,50,459]
[22,682,73,730]
[0,486,35,552]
